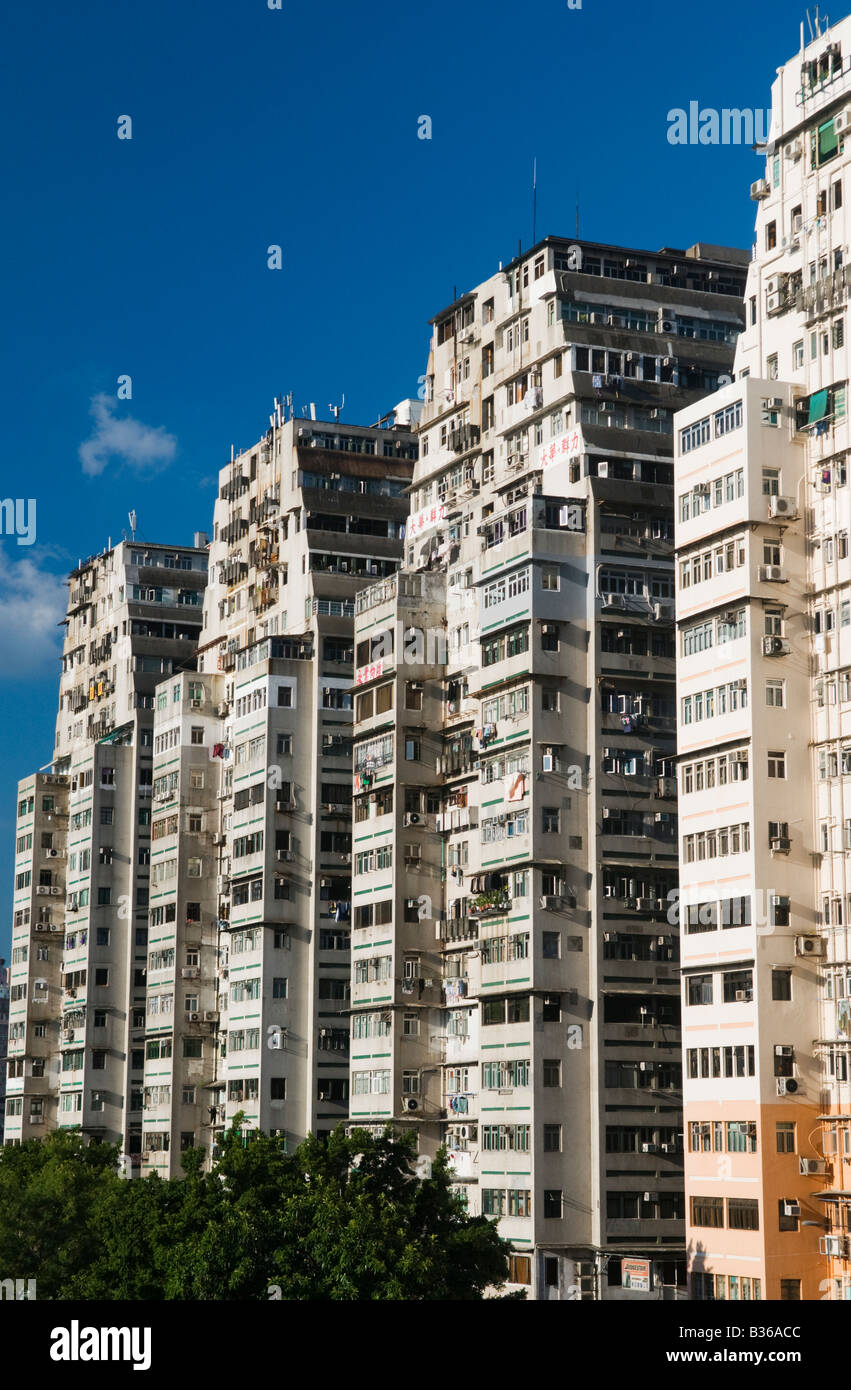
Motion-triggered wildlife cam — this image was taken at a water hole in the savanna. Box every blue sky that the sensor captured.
[0,0,823,955]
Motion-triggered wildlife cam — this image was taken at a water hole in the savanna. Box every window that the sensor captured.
[542,931,560,959]
[728,1199,759,1231]
[543,1123,562,1152]
[766,679,785,708]
[688,974,713,1005]
[767,750,786,779]
[780,1278,801,1300]
[542,806,559,833]
[776,1122,795,1154]
[772,969,792,1002]
[543,1189,562,1218]
[691,1196,724,1228]
[543,1058,561,1087]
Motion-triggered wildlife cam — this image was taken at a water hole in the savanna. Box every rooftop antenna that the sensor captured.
[329,394,345,422]
[532,157,537,246]
[128,510,137,542]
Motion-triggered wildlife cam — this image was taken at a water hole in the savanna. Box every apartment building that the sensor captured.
[348,236,746,1299]
[676,15,851,1302]
[139,405,417,1175]
[5,540,208,1160]
[0,960,8,1145]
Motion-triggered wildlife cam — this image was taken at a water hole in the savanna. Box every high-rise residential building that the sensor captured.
[676,14,851,1303]
[5,540,208,1157]
[347,236,746,1299]
[0,959,8,1145]
[140,405,417,1175]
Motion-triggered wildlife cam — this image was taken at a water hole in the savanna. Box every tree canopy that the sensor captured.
[0,1124,513,1300]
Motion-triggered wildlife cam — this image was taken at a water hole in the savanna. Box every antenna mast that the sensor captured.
[532,157,537,246]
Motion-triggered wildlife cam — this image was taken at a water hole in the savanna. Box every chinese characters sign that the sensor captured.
[355,660,384,686]
[536,427,583,471]
[406,502,447,540]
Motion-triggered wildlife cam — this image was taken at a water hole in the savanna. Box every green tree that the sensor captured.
[0,1123,512,1300]
[0,1130,121,1298]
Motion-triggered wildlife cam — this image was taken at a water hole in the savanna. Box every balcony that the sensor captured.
[468,892,512,919]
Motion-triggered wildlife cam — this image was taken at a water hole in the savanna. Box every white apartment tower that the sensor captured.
[140,408,416,1174]
[676,14,851,1302]
[348,237,746,1299]
[5,540,208,1161]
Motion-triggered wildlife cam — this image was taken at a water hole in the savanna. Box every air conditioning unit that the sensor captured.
[187,1011,200,1023]
[50,886,62,896]
[215,703,230,718]
[277,798,297,811]
[635,897,654,911]
[597,461,609,478]
[800,1158,828,1176]
[190,699,203,709]
[542,754,555,773]
[657,776,676,798]
[796,935,824,956]
[821,1234,848,1257]
[771,836,791,853]
[46,849,59,858]
[276,849,294,862]
[758,565,787,582]
[654,812,672,823]
[734,990,752,1001]
[62,1029,74,1042]
[203,1010,219,1023]
[403,1097,421,1112]
[765,274,788,297]
[653,602,674,620]
[643,1192,658,1204]
[35,885,51,895]
[776,1077,799,1095]
[641,1142,658,1153]
[750,178,770,200]
[783,1200,801,1218]
[404,813,421,826]
[769,495,798,520]
[180,967,201,979]
[539,895,561,910]
[762,636,790,656]
[785,138,802,161]
[834,108,851,136]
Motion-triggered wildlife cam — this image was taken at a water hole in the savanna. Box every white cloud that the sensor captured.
[0,552,67,681]
[78,394,178,478]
